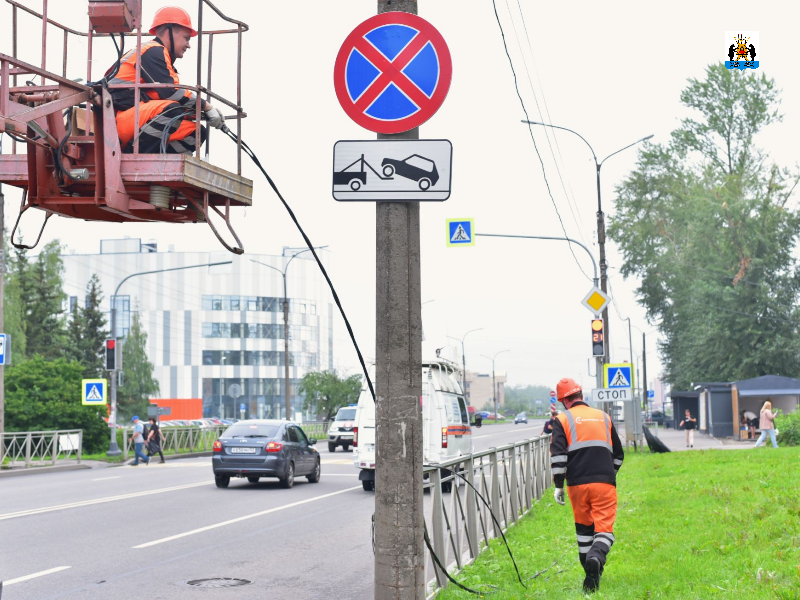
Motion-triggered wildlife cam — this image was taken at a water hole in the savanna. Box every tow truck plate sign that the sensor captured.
[332,139,452,201]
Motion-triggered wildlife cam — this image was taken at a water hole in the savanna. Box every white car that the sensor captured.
[327,406,357,452]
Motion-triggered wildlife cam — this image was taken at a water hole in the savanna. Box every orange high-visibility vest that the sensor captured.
[556,404,612,453]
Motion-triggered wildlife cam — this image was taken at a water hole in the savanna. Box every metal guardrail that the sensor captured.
[299,421,328,440]
[1,429,83,468]
[122,425,227,460]
[423,435,552,597]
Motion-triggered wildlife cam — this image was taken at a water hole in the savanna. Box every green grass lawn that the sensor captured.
[439,447,800,599]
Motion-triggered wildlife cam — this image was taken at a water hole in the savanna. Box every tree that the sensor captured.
[25,240,67,358]
[4,355,109,453]
[68,274,108,378]
[3,237,28,360]
[609,64,800,389]
[298,370,363,422]
[117,310,159,422]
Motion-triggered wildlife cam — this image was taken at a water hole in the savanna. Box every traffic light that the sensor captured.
[591,319,605,357]
[105,339,117,371]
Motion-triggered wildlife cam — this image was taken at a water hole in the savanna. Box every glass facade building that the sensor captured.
[62,239,334,420]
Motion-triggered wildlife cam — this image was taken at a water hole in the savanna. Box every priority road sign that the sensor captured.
[82,379,108,405]
[334,12,452,134]
[446,219,474,246]
[604,364,634,389]
[581,286,610,315]
[333,139,452,201]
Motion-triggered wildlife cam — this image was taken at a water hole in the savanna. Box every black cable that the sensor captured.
[451,469,526,589]
[221,127,376,403]
[491,0,592,283]
[423,526,485,596]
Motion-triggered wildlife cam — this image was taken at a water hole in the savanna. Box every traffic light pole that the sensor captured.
[106,261,233,456]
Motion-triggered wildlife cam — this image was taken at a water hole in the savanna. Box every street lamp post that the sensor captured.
[251,246,327,420]
[521,120,652,371]
[107,260,232,456]
[482,350,510,419]
[219,354,226,419]
[447,328,482,400]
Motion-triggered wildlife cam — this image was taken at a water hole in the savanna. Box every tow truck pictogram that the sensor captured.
[332,154,393,191]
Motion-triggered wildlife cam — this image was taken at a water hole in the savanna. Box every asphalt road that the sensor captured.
[0,420,545,600]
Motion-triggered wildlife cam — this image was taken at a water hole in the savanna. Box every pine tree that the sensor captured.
[66,274,108,378]
[4,237,29,359]
[117,309,160,421]
[26,241,67,358]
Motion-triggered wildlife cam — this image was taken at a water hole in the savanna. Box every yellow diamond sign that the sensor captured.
[581,286,610,315]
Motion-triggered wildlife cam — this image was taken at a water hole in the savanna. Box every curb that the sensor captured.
[0,464,92,479]
[119,451,213,466]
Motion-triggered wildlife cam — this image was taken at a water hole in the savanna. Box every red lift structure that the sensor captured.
[0,0,252,253]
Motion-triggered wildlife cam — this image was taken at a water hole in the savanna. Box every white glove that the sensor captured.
[205,106,224,130]
[554,488,565,505]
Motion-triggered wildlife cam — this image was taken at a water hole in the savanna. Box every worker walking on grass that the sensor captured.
[550,378,624,593]
[107,6,225,154]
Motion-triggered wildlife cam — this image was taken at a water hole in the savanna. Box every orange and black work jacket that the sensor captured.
[107,38,198,112]
[550,402,624,488]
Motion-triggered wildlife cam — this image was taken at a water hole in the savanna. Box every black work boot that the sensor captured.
[583,556,601,593]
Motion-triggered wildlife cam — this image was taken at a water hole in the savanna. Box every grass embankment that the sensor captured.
[440,448,800,599]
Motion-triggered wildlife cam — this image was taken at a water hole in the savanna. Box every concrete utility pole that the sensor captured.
[374,0,424,597]
[642,332,648,416]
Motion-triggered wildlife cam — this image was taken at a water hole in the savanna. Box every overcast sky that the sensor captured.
[2,1,797,392]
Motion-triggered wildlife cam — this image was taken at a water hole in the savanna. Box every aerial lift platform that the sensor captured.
[0,0,251,253]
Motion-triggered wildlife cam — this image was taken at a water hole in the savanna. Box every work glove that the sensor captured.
[554,488,565,505]
[205,106,224,130]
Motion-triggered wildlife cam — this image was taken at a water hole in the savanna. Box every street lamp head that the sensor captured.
[643,134,654,141]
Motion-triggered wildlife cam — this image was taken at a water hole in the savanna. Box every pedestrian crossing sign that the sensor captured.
[446,219,474,247]
[604,364,634,389]
[82,379,108,405]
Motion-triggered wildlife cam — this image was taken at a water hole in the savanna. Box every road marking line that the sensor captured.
[322,473,358,476]
[92,476,122,481]
[4,566,71,586]
[0,482,209,521]
[133,485,362,549]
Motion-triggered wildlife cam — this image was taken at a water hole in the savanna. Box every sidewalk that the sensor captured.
[621,425,754,452]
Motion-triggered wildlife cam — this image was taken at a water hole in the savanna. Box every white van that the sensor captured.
[353,359,473,492]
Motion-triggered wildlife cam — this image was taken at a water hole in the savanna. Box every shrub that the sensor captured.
[775,410,800,446]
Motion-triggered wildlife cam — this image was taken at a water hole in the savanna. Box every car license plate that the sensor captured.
[230,447,257,454]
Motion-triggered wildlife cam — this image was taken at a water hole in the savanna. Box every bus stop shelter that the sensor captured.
[732,375,800,441]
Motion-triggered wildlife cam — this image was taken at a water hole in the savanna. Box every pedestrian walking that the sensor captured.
[130,416,150,466]
[146,417,166,463]
[754,400,779,448]
[679,409,697,447]
[550,378,624,593]
[542,405,557,435]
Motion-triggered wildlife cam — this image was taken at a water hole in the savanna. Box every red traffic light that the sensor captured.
[106,339,116,349]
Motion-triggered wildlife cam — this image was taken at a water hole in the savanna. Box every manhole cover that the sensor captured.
[185,578,252,588]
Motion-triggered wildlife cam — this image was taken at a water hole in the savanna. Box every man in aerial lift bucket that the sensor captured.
[550,378,624,593]
[108,6,225,154]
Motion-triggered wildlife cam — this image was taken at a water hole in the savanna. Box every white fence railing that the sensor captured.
[423,435,551,597]
[1,430,83,468]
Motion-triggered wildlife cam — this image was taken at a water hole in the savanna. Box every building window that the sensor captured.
[203,295,316,315]
[69,296,78,313]
[203,350,317,367]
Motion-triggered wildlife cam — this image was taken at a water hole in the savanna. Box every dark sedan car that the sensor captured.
[212,420,321,489]
[381,154,440,190]
[514,412,528,425]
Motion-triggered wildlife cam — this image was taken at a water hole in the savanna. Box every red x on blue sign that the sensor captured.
[334,12,452,134]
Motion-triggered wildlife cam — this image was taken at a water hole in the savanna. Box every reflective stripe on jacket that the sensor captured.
[108,38,197,111]
[550,401,624,488]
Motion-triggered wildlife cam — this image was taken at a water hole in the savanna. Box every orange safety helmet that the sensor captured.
[556,377,582,402]
[149,6,198,37]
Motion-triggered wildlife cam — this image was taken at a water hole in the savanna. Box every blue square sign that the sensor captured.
[82,379,108,405]
[446,219,474,246]
[604,364,633,389]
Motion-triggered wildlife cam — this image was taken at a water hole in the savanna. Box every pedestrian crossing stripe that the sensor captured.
[82,378,108,405]
[603,364,634,389]
[446,218,475,247]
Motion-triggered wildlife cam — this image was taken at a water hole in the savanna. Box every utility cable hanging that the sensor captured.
[221,127,376,403]
[491,0,593,283]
